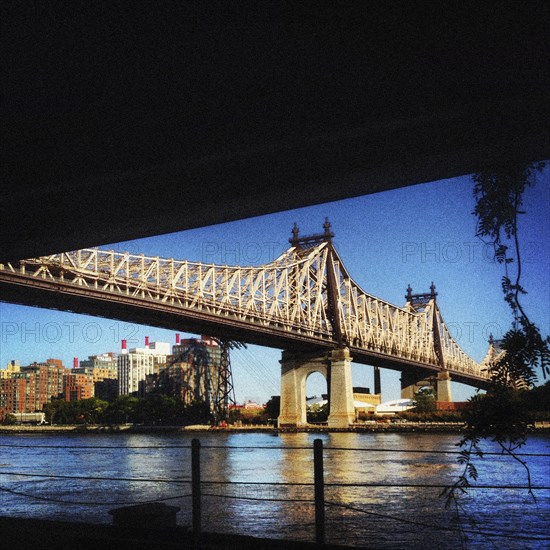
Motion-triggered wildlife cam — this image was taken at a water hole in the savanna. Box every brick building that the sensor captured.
[0,359,66,420]
[0,378,28,419]
[63,373,94,402]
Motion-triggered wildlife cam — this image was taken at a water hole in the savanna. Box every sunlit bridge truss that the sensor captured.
[0,221,490,388]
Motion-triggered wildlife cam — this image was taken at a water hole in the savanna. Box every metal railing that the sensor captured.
[1,439,549,546]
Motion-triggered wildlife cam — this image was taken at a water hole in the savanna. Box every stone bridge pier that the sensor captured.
[400,367,452,402]
[278,347,355,428]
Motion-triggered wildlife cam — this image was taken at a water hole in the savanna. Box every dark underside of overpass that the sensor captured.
[2,4,549,262]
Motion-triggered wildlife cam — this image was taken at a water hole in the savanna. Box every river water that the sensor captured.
[0,431,548,549]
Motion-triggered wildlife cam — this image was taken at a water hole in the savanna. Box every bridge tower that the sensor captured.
[402,284,452,402]
[212,338,239,424]
[168,336,238,424]
[278,220,356,428]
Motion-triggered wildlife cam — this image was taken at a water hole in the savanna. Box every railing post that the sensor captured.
[313,438,325,545]
[191,438,201,539]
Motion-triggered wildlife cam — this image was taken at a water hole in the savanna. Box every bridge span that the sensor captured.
[0,221,491,426]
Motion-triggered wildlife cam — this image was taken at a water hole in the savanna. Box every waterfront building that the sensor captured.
[148,359,193,402]
[80,352,118,371]
[72,352,119,400]
[63,373,94,401]
[117,337,170,396]
[74,365,118,384]
[0,359,65,419]
[0,378,28,419]
[77,353,118,383]
[375,399,415,415]
[23,360,66,410]
[352,386,382,407]
[0,360,21,379]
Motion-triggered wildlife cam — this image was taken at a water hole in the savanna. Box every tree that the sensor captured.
[136,394,183,425]
[307,402,328,423]
[413,387,436,413]
[2,414,16,425]
[472,161,549,386]
[182,400,211,425]
[442,160,549,507]
[104,395,140,424]
[43,398,76,424]
[264,396,280,420]
[77,397,109,424]
[523,380,550,417]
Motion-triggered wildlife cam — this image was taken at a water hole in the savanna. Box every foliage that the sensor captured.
[103,395,139,424]
[307,402,328,423]
[464,385,550,427]
[229,406,268,425]
[471,160,549,426]
[444,160,548,510]
[2,414,17,425]
[182,401,211,425]
[264,396,280,420]
[412,387,436,413]
[400,385,550,423]
[44,397,109,424]
[472,160,549,384]
[523,380,550,413]
[398,410,464,422]
[134,394,185,425]
[461,390,530,444]
[42,395,214,425]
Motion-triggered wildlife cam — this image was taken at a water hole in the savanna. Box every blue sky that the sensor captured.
[1,165,548,403]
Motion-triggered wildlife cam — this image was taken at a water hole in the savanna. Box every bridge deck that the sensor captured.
[0,238,491,389]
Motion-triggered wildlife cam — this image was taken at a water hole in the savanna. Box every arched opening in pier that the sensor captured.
[305,371,328,423]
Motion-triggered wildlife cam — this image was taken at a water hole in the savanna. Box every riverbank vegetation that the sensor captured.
[38,395,211,426]
[33,395,273,426]
[1,385,548,431]
[4,381,546,427]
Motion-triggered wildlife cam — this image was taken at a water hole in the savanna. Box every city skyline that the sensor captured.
[1,166,548,404]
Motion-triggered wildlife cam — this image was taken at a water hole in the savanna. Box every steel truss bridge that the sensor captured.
[0,221,490,389]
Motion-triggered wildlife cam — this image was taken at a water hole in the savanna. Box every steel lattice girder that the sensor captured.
[0,241,490,385]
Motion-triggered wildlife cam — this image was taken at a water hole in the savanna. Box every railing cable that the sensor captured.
[2,472,548,491]
[0,486,191,507]
[324,500,550,542]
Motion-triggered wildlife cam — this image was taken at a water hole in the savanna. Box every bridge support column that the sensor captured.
[327,348,355,428]
[374,366,381,396]
[401,368,453,402]
[400,368,435,399]
[278,351,328,428]
[278,348,355,428]
[436,370,452,402]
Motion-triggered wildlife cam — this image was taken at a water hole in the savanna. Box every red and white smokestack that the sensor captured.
[145,336,150,348]
[121,339,128,354]
[73,357,78,369]
[175,333,180,344]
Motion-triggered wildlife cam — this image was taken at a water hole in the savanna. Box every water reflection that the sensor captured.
[0,432,548,548]
[117,434,190,516]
